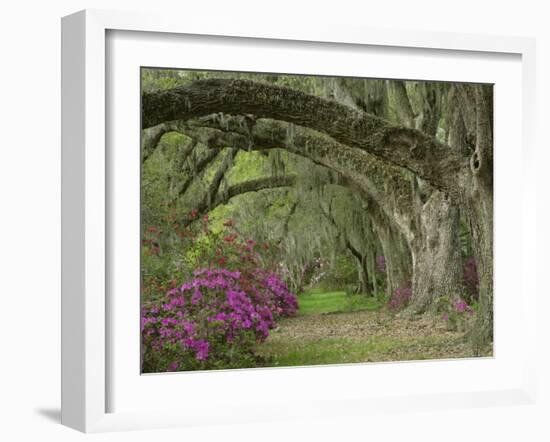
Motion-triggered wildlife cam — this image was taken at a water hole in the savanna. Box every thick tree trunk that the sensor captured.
[407,191,465,313]
[464,85,494,352]
[466,188,493,352]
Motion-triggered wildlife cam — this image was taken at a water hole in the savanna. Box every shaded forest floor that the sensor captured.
[256,289,488,367]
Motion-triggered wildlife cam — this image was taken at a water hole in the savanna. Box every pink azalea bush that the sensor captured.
[141,214,298,372]
[141,268,297,372]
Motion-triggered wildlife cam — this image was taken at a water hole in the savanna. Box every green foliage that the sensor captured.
[314,254,357,291]
[141,216,298,372]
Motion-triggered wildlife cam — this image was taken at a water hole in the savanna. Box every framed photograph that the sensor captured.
[61,9,537,432]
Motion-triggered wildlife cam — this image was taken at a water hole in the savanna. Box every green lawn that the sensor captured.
[297,288,384,315]
[259,334,468,367]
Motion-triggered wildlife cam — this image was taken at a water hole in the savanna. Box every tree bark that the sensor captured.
[406,191,465,313]
[444,83,493,351]
[388,81,415,128]
[464,85,493,352]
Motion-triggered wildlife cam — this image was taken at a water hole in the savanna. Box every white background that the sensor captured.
[1,1,548,441]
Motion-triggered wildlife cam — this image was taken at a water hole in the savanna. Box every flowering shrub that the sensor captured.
[141,213,297,372]
[387,283,412,310]
[436,296,475,332]
[453,299,473,314]
[141,211,283,299]
[141,268,297,372]
[261,270,299,317]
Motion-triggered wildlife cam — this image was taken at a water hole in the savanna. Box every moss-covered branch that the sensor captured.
[181,116,417,234]
[182,174,297,227]
[142,79,467,194]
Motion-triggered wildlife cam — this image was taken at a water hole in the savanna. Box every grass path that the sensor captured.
[256,289,482,367]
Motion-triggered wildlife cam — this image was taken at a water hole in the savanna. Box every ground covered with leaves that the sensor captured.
[256,290,491,367]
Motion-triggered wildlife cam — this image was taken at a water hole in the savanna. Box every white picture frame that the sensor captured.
[61,9,537,433]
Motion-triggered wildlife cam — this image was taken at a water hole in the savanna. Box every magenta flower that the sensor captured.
[194,340,210,361]
[167,361,179,372]
[182,321,194,335]
[453,299,468,313]
[191,288,203,305]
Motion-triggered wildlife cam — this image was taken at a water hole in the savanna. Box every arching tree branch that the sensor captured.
[183,174,297,227]
[141,123,173,163]
[181,116,418,237]
[142,79,467,194]
[177,148,221,197]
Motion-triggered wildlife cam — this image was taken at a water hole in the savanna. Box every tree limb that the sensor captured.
[141,123,172,163]
[183,116,420,233]
[142,79,467,194]
[182,174,297,227]
[177,148,221,197]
